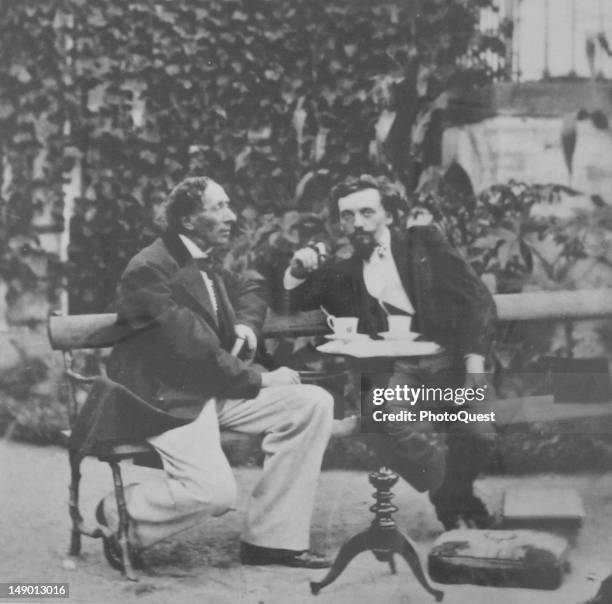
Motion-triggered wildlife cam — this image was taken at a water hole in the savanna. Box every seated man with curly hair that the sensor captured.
[284,174,497,530]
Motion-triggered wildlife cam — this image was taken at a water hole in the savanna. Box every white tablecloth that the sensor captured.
[316,338,442,358]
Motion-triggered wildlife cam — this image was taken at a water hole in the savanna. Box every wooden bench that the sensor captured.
[48,287,612,579]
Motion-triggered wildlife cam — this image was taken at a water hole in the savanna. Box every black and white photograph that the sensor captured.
[1,0,612,602]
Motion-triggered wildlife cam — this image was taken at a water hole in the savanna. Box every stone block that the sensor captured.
[428,529,569,590]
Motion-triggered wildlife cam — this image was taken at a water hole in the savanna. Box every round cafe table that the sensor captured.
[309,334,445,601]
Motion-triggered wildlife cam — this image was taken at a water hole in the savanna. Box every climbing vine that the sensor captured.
[0,0,503,313]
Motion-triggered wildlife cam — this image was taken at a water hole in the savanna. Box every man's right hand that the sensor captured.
[289,243,327,279]
[261,367,301,387]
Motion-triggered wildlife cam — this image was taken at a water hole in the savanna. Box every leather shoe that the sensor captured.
[95,500,144,571]
[240,541,332,569]
[437,502,493,532]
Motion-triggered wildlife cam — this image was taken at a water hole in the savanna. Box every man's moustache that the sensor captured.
[350,231,376,258]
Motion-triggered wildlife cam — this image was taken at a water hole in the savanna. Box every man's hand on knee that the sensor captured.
[261,367,301,388]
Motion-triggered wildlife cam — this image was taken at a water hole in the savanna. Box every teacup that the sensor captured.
[326,316,359,340]
[387,315,413,336]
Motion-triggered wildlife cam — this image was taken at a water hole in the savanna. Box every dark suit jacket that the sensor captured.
[288,226,496,357]
[105,233,266,422]
[68,375,189,457]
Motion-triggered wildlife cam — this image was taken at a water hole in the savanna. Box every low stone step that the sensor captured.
[501,486,584,532]
[428,528,570,590]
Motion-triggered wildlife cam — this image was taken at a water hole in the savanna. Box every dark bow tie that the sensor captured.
[369,243,388,260]
[194,256,219,274]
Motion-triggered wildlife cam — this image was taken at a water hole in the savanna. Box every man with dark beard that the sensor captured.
[283,174,497,531]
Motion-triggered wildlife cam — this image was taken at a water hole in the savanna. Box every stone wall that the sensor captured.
[443,115,612,201]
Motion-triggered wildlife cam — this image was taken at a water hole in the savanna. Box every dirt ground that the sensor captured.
[1,438,612,604]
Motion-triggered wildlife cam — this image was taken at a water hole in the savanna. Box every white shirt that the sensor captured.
[362,228,414,315]
[178,234,257,355]
[179,234,218,316]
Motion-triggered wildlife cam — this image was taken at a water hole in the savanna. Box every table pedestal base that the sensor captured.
[310,468,444,602]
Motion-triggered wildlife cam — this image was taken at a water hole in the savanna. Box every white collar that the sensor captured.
[178,234,213,259]
[375,227,391,249]
[363,227,391,262]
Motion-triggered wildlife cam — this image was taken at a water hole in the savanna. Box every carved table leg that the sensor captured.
[391,532,444,601]
[310,467,443,601]
[310,530,370,595]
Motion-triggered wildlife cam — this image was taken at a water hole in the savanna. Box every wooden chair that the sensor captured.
[47,313,250,580]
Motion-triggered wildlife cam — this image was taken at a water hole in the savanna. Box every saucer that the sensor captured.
[378,331,420,341]
[324,333,369,341]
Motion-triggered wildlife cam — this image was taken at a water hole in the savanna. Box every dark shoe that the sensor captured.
[434,494,493,531]
[240,541,332,569]
[441,511,493,531]
[438,507,493,531]
[95,500,144,571]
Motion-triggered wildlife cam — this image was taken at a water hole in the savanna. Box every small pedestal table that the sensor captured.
[309,335,445,602]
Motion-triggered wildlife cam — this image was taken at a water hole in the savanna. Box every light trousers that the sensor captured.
[102,384,333,550]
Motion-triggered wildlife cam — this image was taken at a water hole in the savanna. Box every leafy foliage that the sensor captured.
[410,176,612,371]
[0,0,67,319]
[0,0,502,312]
[0,331,68,443]
[412,178,612,294]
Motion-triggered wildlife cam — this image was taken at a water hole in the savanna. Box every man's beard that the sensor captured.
[350,231,377,260]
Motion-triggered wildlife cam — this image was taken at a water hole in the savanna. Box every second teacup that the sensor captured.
[327,316,359,339]
[387,315,413,336]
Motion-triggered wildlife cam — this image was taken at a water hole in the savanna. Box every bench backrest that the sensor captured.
[47,310,329,351]
[48,288,612,352]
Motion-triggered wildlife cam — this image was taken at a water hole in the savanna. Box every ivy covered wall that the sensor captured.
[0,0,502,314]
